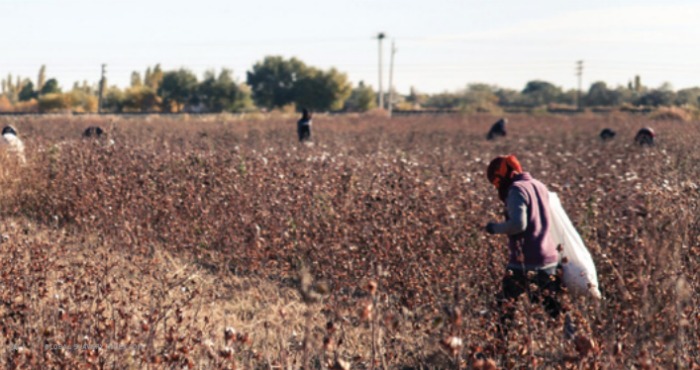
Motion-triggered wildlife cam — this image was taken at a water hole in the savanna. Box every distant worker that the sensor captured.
[484,155,562,335]
[1,125,26,164]
[487,118,507,140]
[634,127,655,146]
[599,128,616,141]
[83,126,115,146]
[83,126,104,138]
[297,109,312,142]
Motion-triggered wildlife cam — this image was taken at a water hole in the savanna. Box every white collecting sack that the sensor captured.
[548,192,601,299]
[0,133,26,164]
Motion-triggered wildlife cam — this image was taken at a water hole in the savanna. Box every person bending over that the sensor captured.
[485,155,563,336]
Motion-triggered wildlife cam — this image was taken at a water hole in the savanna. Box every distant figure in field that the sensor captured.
[599,128,616,141]
[1,125,26,164]
[83,126,104,138]
[297,109,312,142]
[83,126,115,146]
[634,127,655,146]
[487,118,507,140]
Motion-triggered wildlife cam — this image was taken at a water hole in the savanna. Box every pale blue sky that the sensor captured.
[1,0,698,94]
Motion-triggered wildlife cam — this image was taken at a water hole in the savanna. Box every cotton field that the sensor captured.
[0,113,696,369]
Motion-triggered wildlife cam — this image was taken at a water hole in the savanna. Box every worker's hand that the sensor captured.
[485,222,497,234]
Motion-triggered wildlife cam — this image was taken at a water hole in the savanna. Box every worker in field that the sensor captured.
[486,118,507,140]
[297,109,312,142]
[83,126,104,138]
[634,127,655,146]
[484,155,563,335]
[82,125,115,146]
[1,125,26,164]
[599,128,616,141]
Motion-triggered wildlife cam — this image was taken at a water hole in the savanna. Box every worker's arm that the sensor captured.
[487,188,528,235]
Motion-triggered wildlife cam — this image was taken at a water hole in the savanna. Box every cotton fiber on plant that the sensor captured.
[548,192,602,299]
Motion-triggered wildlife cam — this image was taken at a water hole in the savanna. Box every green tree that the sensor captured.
[158,69,198,112]
[41,78,61,95]
[37,65,46,92]
[38,93,71,112]
[559,89,578,106]
[246,56,309,109]
[66,89,98,113]
[344,81,377,112]
[197,69,253,112]
[633,75,643,92]
[82,80,94,94]
[247,56,354,111]
[424,92,463,109]
[18,80,37,102]
[144,67,152,86]
[675,87,700,107]
[494,88,522,107]
[635,88,675,107]
[72,81,93,94]
[131,71,143,87]
[462,83,500,111]
[585,82,621,107]
[146,64,163,90]
[5,74,16,102]
[521,80,563,107]
[123,86,160,112]
[103,86,126,113]
[294,67,352,111]
[406,86,428,108]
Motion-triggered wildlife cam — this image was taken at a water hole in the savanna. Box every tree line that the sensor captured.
[420,79,700,113]
[1,58,698,114]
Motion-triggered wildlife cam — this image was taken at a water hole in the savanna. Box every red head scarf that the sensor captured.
[486,155,523,201]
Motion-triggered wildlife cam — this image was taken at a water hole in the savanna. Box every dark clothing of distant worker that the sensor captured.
[600,128,616,141]
[487,118,507,140]
[485,155,562,333]
[2,126,17,136]
[297,110,312,142]
[83,126,104,138]
[635,127,655,146]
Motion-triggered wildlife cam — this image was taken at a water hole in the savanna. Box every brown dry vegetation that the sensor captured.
[0,113,697,369]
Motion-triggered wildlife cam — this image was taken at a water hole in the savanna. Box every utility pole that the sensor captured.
[377,32,385,110]
[576,60,583,111]
[98,64,106,114]
[388,40,397,118]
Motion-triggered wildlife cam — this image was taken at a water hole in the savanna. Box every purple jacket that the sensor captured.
[492,173,559,268]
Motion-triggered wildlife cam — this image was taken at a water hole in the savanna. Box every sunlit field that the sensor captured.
[0,113,697,369]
